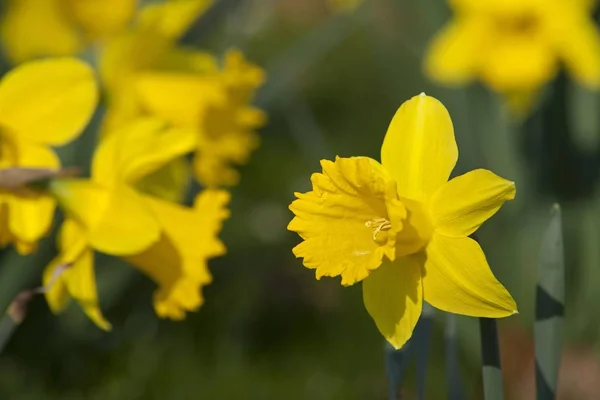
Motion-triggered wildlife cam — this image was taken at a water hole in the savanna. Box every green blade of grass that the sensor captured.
[535,203,564,399]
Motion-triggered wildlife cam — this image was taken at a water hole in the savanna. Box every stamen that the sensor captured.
[365,218,392,241]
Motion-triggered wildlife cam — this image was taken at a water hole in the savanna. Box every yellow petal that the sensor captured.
[424,18,488,85]
[480,35,556,92]
[44,218,111,331]
[62,246,112,330]
[0,58,98,146]
[422,234,517,317]
[547,7,600,88]
[50,179,161,255]
[138,0,214,40]
[64,0,137,39]
[0,0,83,63]
[430,169,515,237]
[135,72,225,127]
[381,94,458,202]
[125,190,230,318]
[362,257,423,349]
[92,117,197,185]
[6,142,59,245]
[288,157,406,286]
[43,257,71,314]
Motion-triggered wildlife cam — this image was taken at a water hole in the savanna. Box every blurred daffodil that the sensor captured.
[0,58,97,254]
[99,0,215,134]
[46,117,229,328]
[288,93,517,349]
[135,49,266,186]
[425,0,600,113]
[0,0,137,63]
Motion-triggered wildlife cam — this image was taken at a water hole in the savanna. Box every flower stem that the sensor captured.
[479,317,504,400]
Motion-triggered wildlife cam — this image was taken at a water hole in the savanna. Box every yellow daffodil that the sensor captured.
[135,49,266,186]
[99,0,215,134]
[46,117,229,328]
[0,0,137,63]
[425,0,600,112]
[0,58,97,254]
[288,93,517,349]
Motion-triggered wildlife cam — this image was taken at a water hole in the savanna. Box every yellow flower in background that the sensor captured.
[0,0,137,63]
[288,93,517,349]
[46,117,229,328]
[99,0,215,134]
[136,49,266,187]
[0,58,97,254]
[425,0,600,112]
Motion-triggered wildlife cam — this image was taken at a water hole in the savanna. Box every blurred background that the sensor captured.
[1,0,600,398]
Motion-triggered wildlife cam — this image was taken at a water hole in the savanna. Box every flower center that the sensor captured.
[365,218,392,241]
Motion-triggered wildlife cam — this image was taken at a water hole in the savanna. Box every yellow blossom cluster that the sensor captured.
[0,0,265,328]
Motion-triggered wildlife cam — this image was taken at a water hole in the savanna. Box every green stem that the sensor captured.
[479,317,504,400]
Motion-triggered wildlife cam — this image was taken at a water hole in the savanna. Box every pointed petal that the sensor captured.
[0,58,98,146]
[362,257,423,349]
[424,18,488,85]
[63,247,112,330]
[422,235,517,317]
[43,218,111,331]
[381,94,458,202]
[50,179,161,255]
[430,169,515,237]
[288,157,406,286]
[43,257,71,314]
[92,117,196,185]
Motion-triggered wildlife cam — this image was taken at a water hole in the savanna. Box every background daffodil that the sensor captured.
[98,0,215,135]
[424,0,600,113]
[46,117,229,329]
[0,58,97,254]
[136,49,266,187]
[289,93,517,349]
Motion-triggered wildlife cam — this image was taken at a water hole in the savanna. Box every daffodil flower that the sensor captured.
[99,0,216,135]
[135,49,266,186]
[0,58,97,254]
[288,93,517,349]
[424,0,600,112]
[0,0,137,63]
[46,117,229,328]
